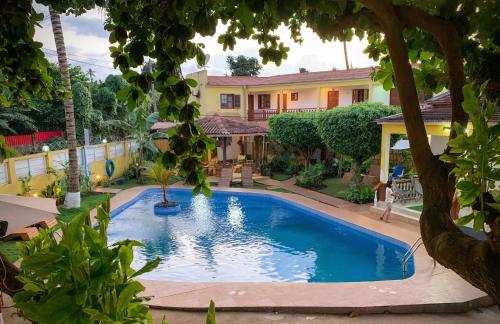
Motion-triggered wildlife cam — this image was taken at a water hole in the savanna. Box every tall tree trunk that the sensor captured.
[343,41,349,70]
[49,7,80,208]
[350,159,362,187]
[364,0,500,303]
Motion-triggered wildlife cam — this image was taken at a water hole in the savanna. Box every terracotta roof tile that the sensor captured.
[151,116,268,137]
[207,67,374,86]
[376,107,500,124]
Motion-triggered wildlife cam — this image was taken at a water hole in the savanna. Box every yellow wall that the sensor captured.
[186,70,382,119]
[379,123,473,182]
[0,141,133,196]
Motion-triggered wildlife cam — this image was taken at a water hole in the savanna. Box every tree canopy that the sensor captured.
[1,0,500,303]
[317,103,399,185]
[268,112,323,170]
[226,55,262,76]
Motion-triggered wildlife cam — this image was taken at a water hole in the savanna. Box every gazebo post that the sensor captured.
[222,137,227,164]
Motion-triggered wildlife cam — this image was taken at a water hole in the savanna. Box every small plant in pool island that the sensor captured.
[13,195,162,323]
[146,158,180,214]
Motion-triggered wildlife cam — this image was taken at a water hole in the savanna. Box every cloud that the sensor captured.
[33,6,376,80]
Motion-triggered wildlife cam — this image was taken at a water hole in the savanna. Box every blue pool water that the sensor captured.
[107,189,414,282]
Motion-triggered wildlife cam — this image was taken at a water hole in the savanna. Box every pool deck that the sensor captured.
[103,185,492,314]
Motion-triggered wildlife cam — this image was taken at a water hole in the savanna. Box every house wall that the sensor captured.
[187,71,393,117]
[378,123,473,182]
[0,141,134,196]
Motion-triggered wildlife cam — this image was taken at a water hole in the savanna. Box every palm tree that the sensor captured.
[343,41,350,70]
[0,110,37,134]
[49,7,80,208]
[146,158,175,205]
[106,97,160,182]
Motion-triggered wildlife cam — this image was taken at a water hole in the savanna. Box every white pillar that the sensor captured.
[380,132,391,183]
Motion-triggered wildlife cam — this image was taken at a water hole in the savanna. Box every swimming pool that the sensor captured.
[107,188,414,282]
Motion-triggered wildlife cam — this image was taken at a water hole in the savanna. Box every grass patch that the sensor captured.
[271,173,292,181]
[109,176,183,190]
[318,178,351,199]
[408,205,423,212]
[0,241,21,263]
[57,192,110,223]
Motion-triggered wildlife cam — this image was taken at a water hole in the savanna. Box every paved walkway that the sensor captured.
[255,176,419,226]
[256,176,357,208]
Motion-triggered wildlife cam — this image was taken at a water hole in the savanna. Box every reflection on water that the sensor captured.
[107,189,413,282]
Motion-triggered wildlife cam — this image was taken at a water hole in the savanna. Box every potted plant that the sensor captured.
[146,158,180,215]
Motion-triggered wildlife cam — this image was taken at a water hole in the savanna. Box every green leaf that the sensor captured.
[456,180,481,206]
[456,213,474,226]
[206,300,216,324]
[116,281,145,313]
[130,257,161,278]
[185,78,198,88]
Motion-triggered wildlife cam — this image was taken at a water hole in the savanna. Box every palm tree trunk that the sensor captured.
[343,41,349,70]
[49,7,80,208]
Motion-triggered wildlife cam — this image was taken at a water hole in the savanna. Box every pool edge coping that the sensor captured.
[100,185,493,314]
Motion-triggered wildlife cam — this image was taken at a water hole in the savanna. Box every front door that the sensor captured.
[282,93,287,112]
[248,94,254,121]
[327,90,339,109]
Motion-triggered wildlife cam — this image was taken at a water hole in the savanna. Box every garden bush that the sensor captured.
[14,196,161,323]
[47,136,68,151]
[317,103,399,186]
[296,162,325,188]
[269,112,324,170]
[342,184,375,204]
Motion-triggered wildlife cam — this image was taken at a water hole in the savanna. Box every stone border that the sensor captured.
[104,185,492,314]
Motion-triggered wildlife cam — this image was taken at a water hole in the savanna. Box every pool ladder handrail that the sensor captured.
[402,237,423,277]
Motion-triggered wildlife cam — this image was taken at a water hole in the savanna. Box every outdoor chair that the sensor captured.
[411,176,423,200]
[3,227,39,241]
[390,163,404,180]
[218,166,233,187]
[393,179,414,202]
[241,165,254,187]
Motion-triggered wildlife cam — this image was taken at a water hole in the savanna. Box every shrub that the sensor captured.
[14,196,161,323]
[317,103,399,186]
[260,160,271,176]
[296,162,325,188]
[47,136,68,151]
[269,112,324,170]
[342,184,375,204]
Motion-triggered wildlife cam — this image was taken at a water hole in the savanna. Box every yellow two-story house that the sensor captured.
[187,67,400,123]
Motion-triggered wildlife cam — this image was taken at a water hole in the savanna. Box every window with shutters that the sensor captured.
[258,94,271,109]
[352,89,369,103]
[220,94,241,109]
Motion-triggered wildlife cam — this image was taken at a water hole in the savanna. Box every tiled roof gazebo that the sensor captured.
[151,116,268,163]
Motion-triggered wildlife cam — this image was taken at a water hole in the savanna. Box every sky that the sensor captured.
[34,6,376,80]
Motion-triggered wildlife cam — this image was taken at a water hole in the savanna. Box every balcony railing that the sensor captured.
[248,107,327,121]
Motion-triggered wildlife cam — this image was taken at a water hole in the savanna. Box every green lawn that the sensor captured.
[318,178,351,199]
[109,176,182,190]
[271,173,292,181]
[408,205,423,212]
[0,193,111,262]
[57,192,110,223]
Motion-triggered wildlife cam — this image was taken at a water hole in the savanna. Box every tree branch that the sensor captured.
[395,5,467,130]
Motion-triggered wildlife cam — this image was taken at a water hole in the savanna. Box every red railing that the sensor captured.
[248,107,326,121]
[5,131,63,147]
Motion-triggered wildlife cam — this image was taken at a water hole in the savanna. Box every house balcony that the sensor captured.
[248,107,326,121]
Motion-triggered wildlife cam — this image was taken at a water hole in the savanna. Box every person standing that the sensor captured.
[380,180,394,222]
